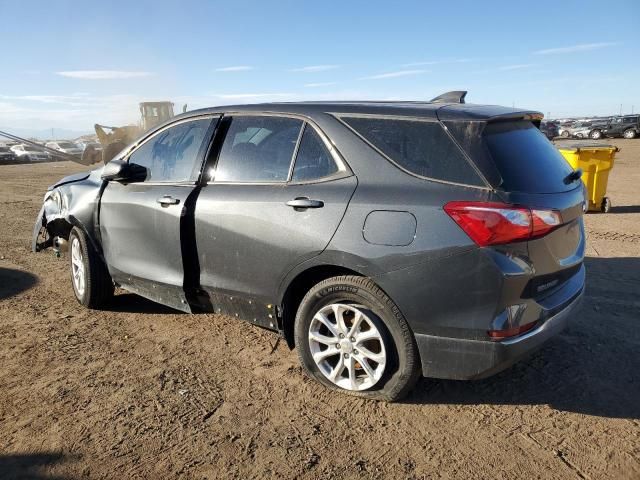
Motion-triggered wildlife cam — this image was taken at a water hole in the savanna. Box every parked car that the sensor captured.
[540,120,559,139]
[569,122,594,139]
[10,144,50,162]
[45,140,83,158]
[0,145,18,163]
[558,121,575,138]
[590,115,640,139]
[75,140,103,152]
[32,93,586,401]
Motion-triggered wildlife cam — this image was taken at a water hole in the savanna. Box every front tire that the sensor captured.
[294,276,420,402]
[590,129,603,140]
[31,207,51,252]
[69,227,114,308]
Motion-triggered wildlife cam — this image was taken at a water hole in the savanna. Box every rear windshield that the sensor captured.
[483,121,575,193]
[340,116,484,186]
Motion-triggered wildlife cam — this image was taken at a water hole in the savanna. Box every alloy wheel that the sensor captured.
[71,237,85,296]
[308,303,387,391]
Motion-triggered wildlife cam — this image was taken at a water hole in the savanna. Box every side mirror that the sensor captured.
[101,159,147,182]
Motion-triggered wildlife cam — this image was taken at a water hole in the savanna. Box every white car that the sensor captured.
[75,140,102,152]
[571,125,593,139]
[45,141,83,157]
[561,122,593,139]
[10,144,51,162]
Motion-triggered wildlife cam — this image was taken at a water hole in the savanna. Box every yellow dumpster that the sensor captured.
[557,144,618,213]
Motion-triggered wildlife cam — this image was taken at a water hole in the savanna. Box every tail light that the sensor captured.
[444,201,562,247]
[488,321,537,340]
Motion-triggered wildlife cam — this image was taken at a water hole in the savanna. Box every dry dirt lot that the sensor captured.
[1,139,639,479]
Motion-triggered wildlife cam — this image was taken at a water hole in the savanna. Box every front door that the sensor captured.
[194,115,356,325]
[100,115,217,311]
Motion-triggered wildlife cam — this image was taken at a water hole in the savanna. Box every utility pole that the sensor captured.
[619,104,623,115]
[51,128,54,140]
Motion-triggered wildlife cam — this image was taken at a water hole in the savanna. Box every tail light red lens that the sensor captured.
[488,321,537,340]
[444,201,562,247]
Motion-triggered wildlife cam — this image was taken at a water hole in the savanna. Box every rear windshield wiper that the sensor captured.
[564,168,582,185]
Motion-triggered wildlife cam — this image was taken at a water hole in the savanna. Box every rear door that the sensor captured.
[194,115,356,325]
[100,115,218,311]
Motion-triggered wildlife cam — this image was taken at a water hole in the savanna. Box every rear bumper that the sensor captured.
[415,287,584,380]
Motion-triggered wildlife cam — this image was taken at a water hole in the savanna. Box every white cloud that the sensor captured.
[0,94,96,106]
[498,64,536,71]
[290,65,340,73]
[215,66,253,72]
[0,93,146,131]
[402,58,471,67]
[56,70,154,79]
[304,82,338,88]
[361,69,428,80]
[533,42,619,55]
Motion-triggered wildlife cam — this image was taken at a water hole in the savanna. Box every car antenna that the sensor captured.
[429,91,467,104]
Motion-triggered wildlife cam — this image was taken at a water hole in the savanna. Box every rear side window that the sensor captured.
[341,116,484,186]
[214,116,303,182]
[291,125,339,182]
[483,121,575,193]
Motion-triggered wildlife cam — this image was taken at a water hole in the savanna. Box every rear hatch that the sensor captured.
[446,118,585,301]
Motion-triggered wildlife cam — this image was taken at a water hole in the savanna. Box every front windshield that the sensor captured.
[58,142,76,148]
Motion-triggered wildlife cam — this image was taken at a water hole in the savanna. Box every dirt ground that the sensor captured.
[0,139,639,480]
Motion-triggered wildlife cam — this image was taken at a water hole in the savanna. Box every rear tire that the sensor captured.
[623,129,637,139]
[69,227,114,308]
[601,197,612,213]
[294,276,420,402]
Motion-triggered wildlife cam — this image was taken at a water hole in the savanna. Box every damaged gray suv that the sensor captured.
[33,91,586,401]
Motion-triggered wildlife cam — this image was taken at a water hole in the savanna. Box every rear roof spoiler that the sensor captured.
[430,91,467,104]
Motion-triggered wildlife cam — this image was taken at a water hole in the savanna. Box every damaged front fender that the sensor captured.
[31,168,105,254]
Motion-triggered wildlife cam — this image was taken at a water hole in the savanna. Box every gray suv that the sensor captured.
[33,91,586,401]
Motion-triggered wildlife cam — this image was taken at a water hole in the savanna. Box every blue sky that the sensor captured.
[1,0,638,132]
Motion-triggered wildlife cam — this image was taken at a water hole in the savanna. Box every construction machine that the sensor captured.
[81,101,175,165]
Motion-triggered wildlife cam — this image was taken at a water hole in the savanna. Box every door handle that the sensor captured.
[286,197,324,209]
[156,195,180,206]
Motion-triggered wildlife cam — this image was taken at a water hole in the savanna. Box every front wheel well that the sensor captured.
[46,217,74,239]
[280,265,363,348]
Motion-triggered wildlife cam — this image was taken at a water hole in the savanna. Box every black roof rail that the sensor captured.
[429,90,467,104]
